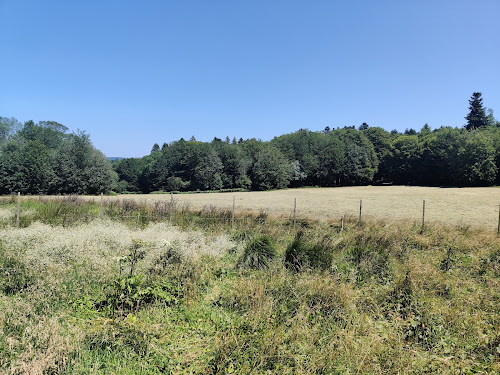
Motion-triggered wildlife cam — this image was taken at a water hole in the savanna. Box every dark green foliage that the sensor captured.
[113,158,146,192]
[211,139,252,189]
[238,235,276,269]
[465,92,488,130]
[51,132,117,194]
[364,127,394,182]
[252,146,291,190]
[284,232,332,272]
[386,134,422,185]
[3,91,500,195]
[338,128,378,185]
[193,147,224,190]
[102,275,182,316]
[0,120,117,195]
[97,241,183,317]
[165,176,189,191]
[385,272,414,318]
[456,132,497,186]
[151,143,160,153]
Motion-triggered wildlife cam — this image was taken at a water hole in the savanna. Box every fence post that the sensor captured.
[293,198,297,230]
[100,192,103,217]
[16,192,20,228]
[340,215,344,232]
[497,204,500,235]
[231,196,235,227]
[358,200,362,228]
[421,200,426,233]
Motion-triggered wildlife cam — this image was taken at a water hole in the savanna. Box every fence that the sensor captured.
[3,192,500,234]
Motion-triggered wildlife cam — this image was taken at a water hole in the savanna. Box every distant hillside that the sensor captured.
[107,157,124,161]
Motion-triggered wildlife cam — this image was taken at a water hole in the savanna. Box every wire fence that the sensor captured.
[2,193,500,234]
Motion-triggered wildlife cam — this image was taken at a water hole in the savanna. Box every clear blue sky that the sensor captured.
[1,0,499,157]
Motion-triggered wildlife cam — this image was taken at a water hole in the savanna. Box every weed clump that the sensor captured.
[284,231,333,272]
[238,235,276,270]
[335,232,391,283]
[385,271,414,318]
[148,246,182,275]
[479,247,500,276]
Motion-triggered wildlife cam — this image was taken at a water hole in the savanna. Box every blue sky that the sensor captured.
[1,0,499,157]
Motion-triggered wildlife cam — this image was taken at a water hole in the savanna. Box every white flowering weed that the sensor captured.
[0,207,14,222]
[0,219,236,276]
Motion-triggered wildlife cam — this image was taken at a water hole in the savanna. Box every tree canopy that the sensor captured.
[2,93,499,195]
[0,120,117,195]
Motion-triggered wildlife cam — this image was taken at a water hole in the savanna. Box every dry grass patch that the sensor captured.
[56,185,500,228]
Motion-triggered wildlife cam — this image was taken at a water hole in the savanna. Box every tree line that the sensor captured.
[1,92,498,195]
[114,92,500,192]
[0,118,117,194]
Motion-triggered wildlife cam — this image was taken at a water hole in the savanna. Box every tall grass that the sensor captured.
[0,198,499,373]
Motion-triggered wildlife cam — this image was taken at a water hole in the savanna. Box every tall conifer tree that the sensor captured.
[465,92,488,130]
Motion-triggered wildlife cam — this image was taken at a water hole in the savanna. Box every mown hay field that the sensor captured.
[95,186,500,229]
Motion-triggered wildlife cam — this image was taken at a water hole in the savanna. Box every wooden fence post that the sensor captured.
[100,192,103,217]
[231,196,235,227]
[497,204,500,235]
[340,215,344,232]
[16,192,20,228]
[421,200,426,233]
[358,200,362,228]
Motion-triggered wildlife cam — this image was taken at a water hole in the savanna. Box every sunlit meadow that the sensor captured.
[0,195,499,374]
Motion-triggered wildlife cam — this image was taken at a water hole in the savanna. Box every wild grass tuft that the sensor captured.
[284,231,333,272]
[237,235,276,270]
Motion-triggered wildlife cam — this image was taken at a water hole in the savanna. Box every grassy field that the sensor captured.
[88,186,500,229]
[0,197,499,373]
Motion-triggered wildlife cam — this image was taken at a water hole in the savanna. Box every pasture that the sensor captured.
[101,186,500,229]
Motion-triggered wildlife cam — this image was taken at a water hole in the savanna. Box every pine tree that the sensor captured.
[151,143,160,153]
[465,92,488,130]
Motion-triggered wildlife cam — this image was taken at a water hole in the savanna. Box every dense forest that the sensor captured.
[1,93,499,195]
[0,118,116,194]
